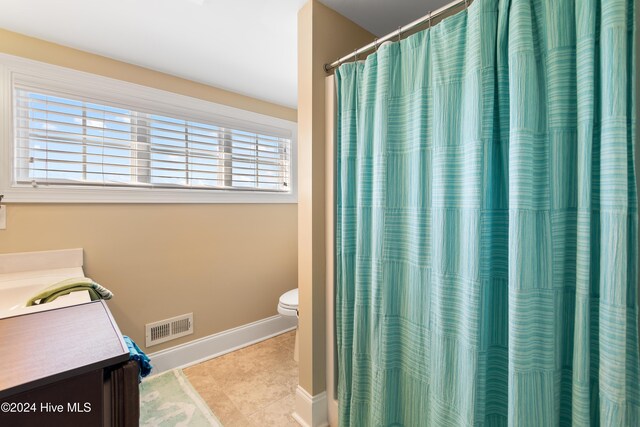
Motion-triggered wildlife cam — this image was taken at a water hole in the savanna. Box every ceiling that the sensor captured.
[0,0,450,109]
[322,0,451,37]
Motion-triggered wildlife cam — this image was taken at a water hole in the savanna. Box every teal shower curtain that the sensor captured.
[335,0,638,425]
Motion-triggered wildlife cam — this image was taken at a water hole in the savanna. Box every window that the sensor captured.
[1,54,297,203]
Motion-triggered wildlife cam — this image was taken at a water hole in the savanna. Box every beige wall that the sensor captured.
[0,29,296,122]
[0,29,298,352]
[297,1,374,396]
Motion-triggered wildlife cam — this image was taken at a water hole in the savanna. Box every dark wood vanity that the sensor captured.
[0,301,139,426]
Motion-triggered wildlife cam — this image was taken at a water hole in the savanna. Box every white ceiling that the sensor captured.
[0,0,450,109]
[0,0,306,108]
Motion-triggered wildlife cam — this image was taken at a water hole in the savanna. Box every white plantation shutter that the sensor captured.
[13,86,291,192]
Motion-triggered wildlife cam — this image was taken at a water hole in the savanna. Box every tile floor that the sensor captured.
[184,331,299,427]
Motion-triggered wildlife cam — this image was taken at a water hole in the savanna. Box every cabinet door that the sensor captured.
[0,369,103,427]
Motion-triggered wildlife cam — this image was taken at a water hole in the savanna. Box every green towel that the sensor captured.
[26,277,113,306]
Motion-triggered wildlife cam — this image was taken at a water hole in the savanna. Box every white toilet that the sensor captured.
[278,288,299,362]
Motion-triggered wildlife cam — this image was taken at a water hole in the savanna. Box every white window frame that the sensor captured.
[0,53,297,203]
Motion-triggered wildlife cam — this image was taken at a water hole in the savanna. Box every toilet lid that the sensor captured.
[279,288,298,308]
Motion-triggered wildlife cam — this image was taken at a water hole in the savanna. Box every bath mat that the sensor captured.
[140,369,223,427]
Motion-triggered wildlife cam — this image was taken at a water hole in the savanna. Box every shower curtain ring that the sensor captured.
[397,26,402,42]
[427,11,432,28]
[354,49,359,61]
[374,38,379,51]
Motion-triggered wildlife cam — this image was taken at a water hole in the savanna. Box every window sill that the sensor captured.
[0,185,298,204]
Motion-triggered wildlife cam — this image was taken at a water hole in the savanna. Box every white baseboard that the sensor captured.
[148,314,297,374]
[292,386,328,427]
[328,396,338,427]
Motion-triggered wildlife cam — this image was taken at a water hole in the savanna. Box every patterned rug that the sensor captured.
[140,369,223,427]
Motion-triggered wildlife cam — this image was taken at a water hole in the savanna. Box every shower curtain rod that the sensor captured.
[324,0,470,72]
